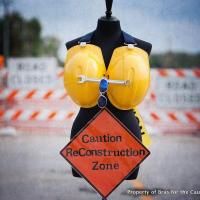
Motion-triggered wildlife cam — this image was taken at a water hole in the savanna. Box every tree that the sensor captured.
[40,36,60,58]
[150,52,200,68]
[0,0,13,65]
[0,11,60,59]
[0,12,41,56]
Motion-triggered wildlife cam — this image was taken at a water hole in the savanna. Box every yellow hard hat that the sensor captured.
[64,44,106,107]
[106,46,150,110]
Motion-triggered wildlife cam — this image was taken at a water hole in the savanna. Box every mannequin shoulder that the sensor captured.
[65,31,94,50]
[65,32,152,55]
[134,37,152,55]
[122,31,152,55]
[65,37,82,50]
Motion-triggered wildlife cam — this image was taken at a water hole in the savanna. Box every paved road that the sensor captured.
[0,133,200,200]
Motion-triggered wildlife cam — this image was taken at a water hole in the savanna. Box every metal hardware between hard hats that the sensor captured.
[99,78,108,93]
[77,75,130,109]
[98,79,109,108]
[98,95,107,108]
[77,75,130,86]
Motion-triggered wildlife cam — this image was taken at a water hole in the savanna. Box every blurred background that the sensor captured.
[0,0,200,200]
[0,0,200,66]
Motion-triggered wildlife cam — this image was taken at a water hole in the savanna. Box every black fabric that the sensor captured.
[78,31,94,43]
[79,31,137,45]
[122,31,137,44]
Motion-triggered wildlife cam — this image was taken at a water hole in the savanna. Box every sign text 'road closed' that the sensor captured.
[60,109,150,198]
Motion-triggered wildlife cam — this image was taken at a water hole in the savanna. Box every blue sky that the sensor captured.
[1,0,200,59]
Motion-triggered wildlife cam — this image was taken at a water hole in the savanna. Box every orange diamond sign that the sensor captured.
[60,109,150,198]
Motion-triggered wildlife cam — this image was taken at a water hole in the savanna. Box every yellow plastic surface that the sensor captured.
[64,45,106,108]
[133,107,151,147]
[106,46,150,110]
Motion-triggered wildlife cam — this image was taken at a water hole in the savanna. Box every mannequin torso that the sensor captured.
[65,16,152,180]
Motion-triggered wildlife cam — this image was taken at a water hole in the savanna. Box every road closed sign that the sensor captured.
[153,69,200,109]
[7,58,57,89]
[60,109,150,198]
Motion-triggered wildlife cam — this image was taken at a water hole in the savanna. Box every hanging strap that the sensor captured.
[122,31,137,46]
[79,31,137,45]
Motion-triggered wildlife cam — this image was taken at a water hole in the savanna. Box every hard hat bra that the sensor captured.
[64,31,150,110]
